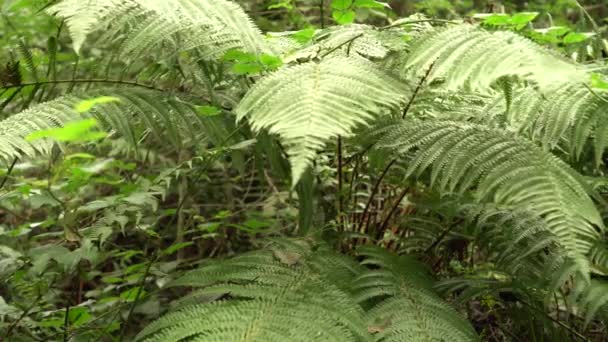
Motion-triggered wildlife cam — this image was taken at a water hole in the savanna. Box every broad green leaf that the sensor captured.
[163,242,194,256]
[232,62,263,75]
[331,0,353,11]
[259,54,283,70]
[26,118,107,143]
[75,96,120,112]
[195,105,221,117]
[291,27,316,44]
[120,287,147,302]
[563,32,589,44]
[354,0,388,9]
[333,10,356,24]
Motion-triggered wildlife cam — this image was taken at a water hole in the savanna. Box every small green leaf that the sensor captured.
[333,10,356,24]
[232,62,263,75]
[120,287,146,302]
[75,96,120,113]
[563,32,589,44]
[591,73,608,90]
[354,0,387,9]
[510,12,538,25]
[222,49,256,62]
[291,27,316,44]
[268,0,292,9]
[331,0,352,10]
[26,118,107,143]
[163,242,194,256]
[260,54,283,70]
[195,105,221,117]
[482,14,510,26]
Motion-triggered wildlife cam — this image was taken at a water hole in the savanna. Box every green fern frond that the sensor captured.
[236,56,407,184]
[137,239,368,342]
[404,25,584,91]
[0,89,208,163]
[374,120,603,255]
[355,246,479,342]
[571,279,608,326]
[484,82,608,165]
[47,0,269,58]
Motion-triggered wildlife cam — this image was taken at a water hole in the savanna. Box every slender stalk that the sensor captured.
[319,0,325,29]
[0,78,164,92]
[357,160,396,232]
[118,258,155,342]
[0,157,18,190]
[337,136,343,230]
[403,60,436,119]
[63,304,70,342]
[376,186,409,239]
[3,293,43,339]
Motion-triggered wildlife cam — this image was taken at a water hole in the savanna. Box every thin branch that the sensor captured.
[0,79,165,93]
[3,293,43,339]
[377,186,409,239]
[337,136,344,230]
[357,160,396,231]
[380,19,460,31]
[519,299,590,342]
[118,257,155,342]
[423,218,464,254]
[0,157,18,190]
[320,33,364,58]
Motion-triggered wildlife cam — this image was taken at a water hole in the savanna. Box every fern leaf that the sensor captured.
[0,89,207,163]
[374,120,603,255]
[355,246,479,342]
[47,0,269,58]
[236,56,407,184]
[136,239,368,342]
[404,25,584,91]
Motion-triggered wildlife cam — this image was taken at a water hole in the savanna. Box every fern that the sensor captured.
[482,82,608,165]
[0,89,210,163]
[136,239,368,342]
[373,120,603,255]
[47,0,270,58]
[403,25,584,91]
[236,56,407,184]
[354,246,479,342]
[137,238,480,341]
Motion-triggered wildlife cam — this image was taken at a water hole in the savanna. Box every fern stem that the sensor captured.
[0,157,18,190]
[377,186,409,239]
[402,60,436,119]
[337,136,344,230]
[357,160,395,233]
[0,79,165,92]
[320,33,364,58]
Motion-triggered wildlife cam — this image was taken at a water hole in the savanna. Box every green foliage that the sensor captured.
[136,239,477,341]
[0,0,607,340]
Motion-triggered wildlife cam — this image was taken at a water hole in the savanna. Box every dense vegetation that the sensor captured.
[0,0,607,341]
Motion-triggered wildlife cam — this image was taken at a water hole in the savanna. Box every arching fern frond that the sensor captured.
[136,238,368,342]
[374,120,603,255]
[236,56,407,184]
[0,88,209,163]
[403,25,584,91]
[354,246,479,342]
[483,82,608,165]
[47,0,269,58]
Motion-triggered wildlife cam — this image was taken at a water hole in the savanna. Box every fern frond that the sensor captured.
[0,88,208,163]
[374,120,603,255]
[484,82,608,165]
[236,56,407,184]
[403,25,584,91]
[137,239,368,342]
[355,246,479,342]
[47,0,269,58]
